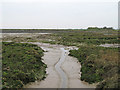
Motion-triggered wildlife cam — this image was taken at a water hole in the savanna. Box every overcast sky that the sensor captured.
[0,0,119,29]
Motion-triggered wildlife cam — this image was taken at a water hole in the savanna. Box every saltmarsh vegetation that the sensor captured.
[2,42,47,89]
[52,29,119,46]
[2,28,119,89]
[2,28,119,46]
[69,46,119,88]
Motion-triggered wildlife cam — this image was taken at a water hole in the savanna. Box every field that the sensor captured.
[2,42,47,88]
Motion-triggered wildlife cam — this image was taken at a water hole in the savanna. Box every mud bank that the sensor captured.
[24,42,96,88]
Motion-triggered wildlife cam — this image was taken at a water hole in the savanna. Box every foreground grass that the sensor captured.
[69,46,119,88]
[2,42,47,89]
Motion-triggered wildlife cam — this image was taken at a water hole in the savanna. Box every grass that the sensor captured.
[2,42,47,89]
[69,46,119,88]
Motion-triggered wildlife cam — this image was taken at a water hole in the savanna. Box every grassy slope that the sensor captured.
[69,46,119,88]
[2,42,47,88]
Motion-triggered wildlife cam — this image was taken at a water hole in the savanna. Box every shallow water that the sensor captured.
[99,44,119,48]
[55,48,68,88]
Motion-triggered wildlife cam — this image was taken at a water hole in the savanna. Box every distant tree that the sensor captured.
[87,27,113,30]
[103,27,107,29]
[87,27,98,29]
[103,27,113,29]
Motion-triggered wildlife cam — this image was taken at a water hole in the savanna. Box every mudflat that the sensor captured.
[24,42,96,88]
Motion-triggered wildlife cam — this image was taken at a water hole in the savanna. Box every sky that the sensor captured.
[0,0,119,29]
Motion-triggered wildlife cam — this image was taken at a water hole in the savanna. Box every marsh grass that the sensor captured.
[69,46,119,88]
[2,42,47,88]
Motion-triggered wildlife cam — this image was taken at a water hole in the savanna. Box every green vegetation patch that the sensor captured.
[2,42,47,89]
[53,30,119,46]
[69,46,119,88]
[3,29,119,46]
